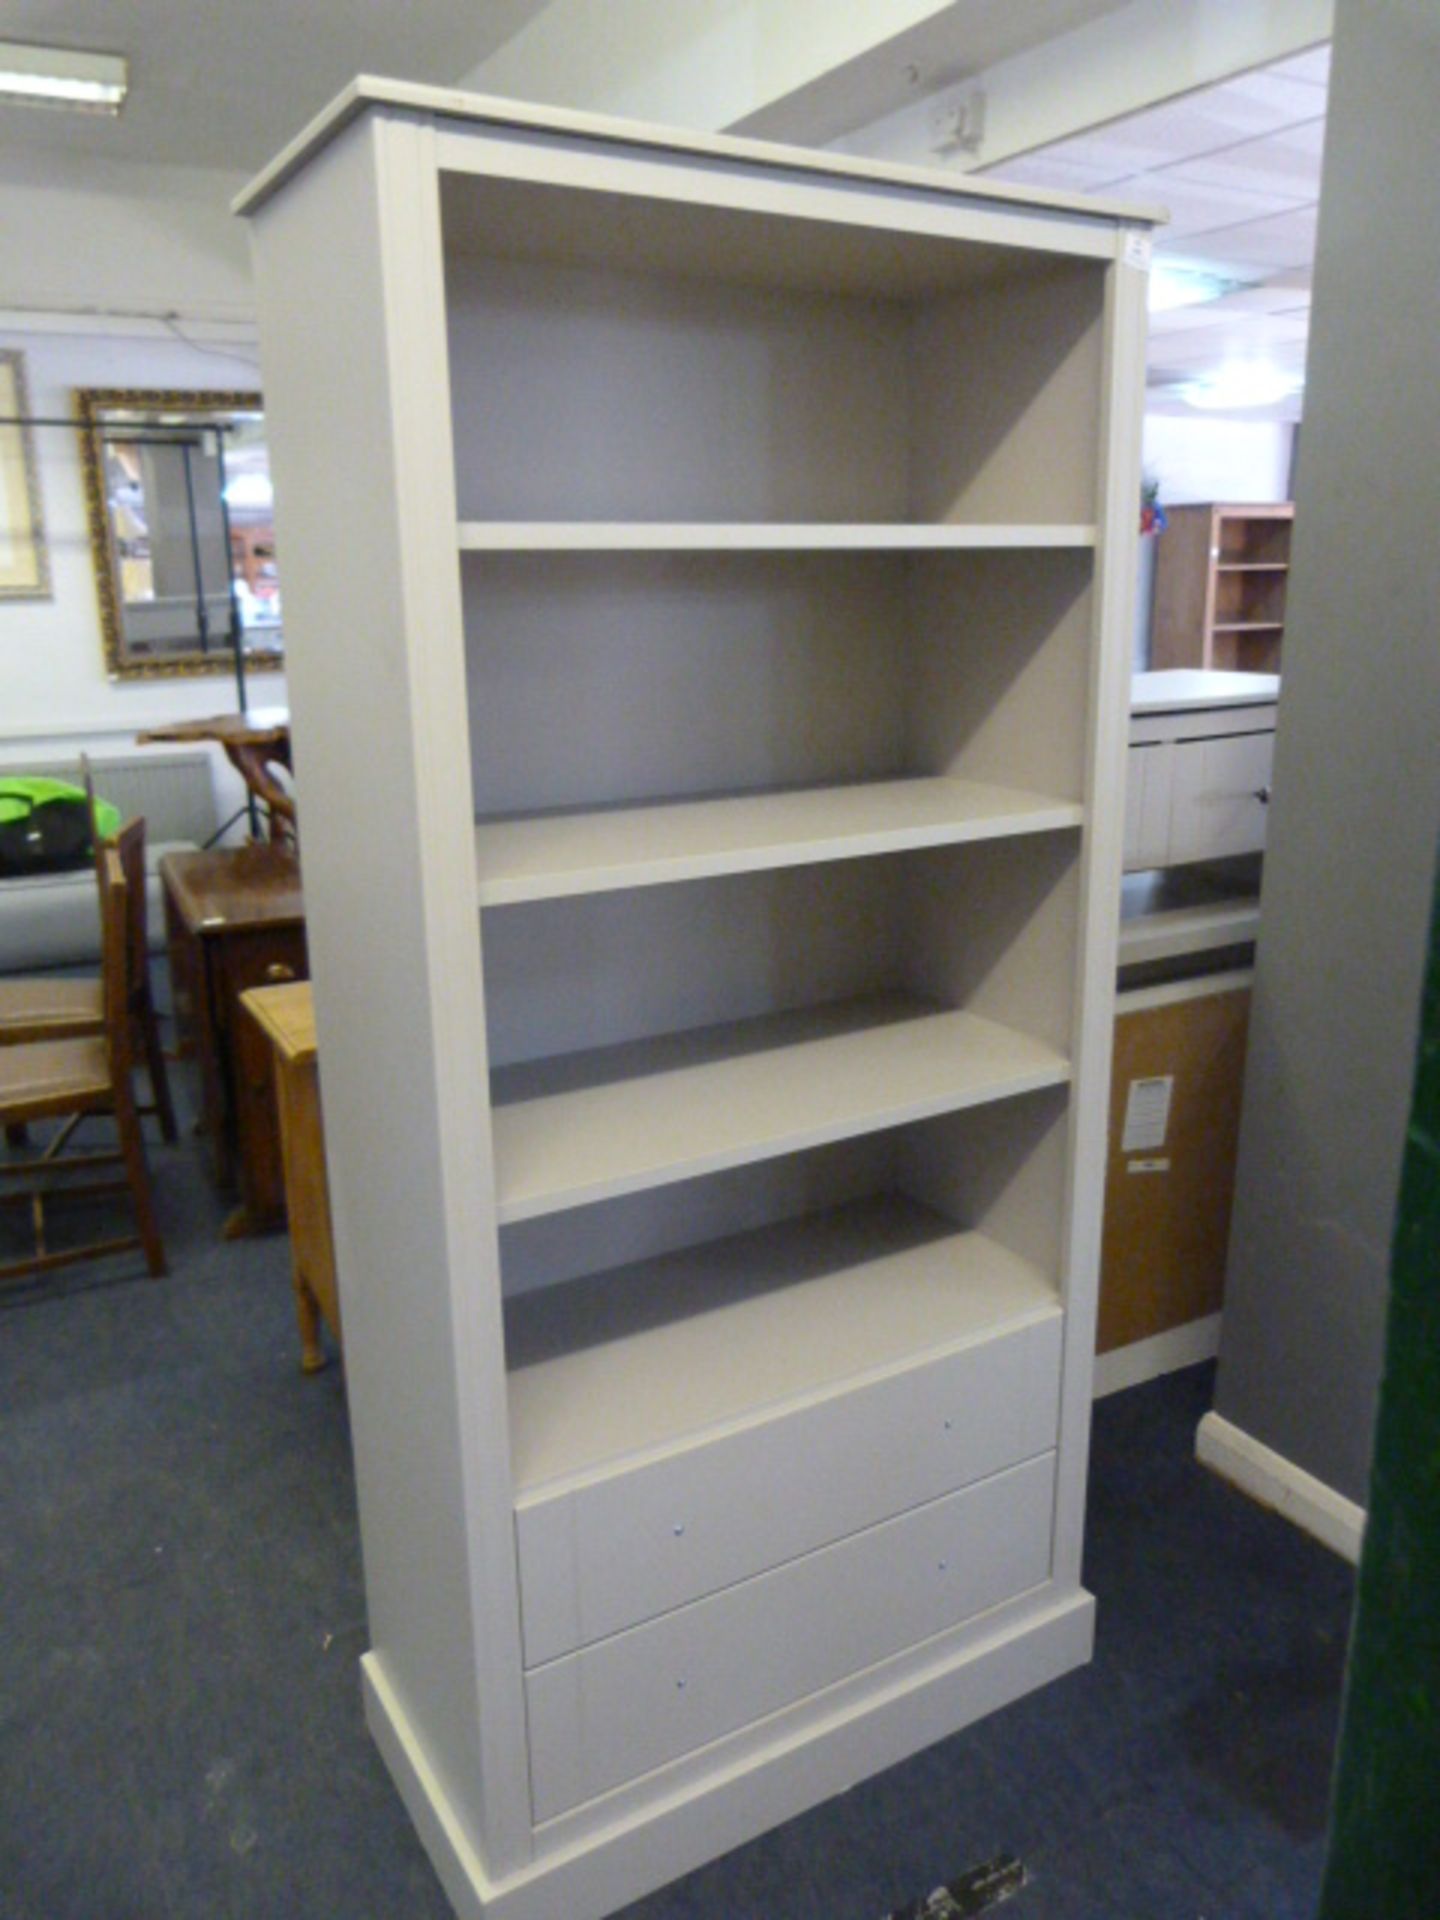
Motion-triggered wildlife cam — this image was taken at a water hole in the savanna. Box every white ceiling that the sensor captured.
[0,0,550,170]
[0,7,1327,423]
[982,44,1329,420]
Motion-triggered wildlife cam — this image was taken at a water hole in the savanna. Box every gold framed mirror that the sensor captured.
[78,388,283,680]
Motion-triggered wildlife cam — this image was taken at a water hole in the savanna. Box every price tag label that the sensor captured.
[1122,1074,1173,1153]
[1123,231,1152,271]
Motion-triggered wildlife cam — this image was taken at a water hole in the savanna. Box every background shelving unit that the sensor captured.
[1151,501,1295,672]
[242,83,1152,1920]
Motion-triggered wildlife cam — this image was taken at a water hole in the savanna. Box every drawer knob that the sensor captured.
[672,1523,686,1538]
[675,1678,687,1691]
[266,961,298,982]
[938,1560,949,1573]
[1253,786,1272,805]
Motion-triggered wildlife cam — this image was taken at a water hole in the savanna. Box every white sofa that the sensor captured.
[0,750,218,971]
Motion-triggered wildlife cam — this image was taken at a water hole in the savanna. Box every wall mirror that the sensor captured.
[78,388,283,680]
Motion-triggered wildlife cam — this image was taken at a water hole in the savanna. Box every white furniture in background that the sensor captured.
[1124,670,1279,878]
[241,82,1153,1920]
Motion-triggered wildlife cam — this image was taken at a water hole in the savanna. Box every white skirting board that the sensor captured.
[1091,1313,1223,1399]
[362,1592,1095,1920]
[1196,1412,1367,1564]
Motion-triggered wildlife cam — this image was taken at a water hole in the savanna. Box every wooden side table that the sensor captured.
[160,844,306,1237]
[243,980,338,1373]
[140,711,297,845]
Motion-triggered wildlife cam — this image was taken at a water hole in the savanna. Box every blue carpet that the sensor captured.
[0,1079,1352,1919]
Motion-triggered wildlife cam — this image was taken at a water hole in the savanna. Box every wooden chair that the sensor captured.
[0,816,177,1144]
[0,848,166,1283]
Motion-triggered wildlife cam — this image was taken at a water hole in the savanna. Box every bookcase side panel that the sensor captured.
[1050,244,1151,1593]
[903,549,1095,802]
[248,111,532,1874]
[907,264,1105,526]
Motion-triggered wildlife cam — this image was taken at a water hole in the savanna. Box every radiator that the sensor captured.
[1,750,219,847]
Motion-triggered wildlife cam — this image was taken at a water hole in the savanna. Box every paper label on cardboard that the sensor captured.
[1122,1074,1173,1154]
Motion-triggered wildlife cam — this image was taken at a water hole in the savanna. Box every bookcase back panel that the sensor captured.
[447,255,911,523]
[463,552,907,815]
[444,246,1105,525]
[483,841,1073,1070]
[499,1135,896,1300]
[483,859,902,1068]
[497,1089,1069,1310]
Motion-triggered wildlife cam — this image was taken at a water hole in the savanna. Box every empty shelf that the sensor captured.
[457,521,1097,552]
[491,994,1069,1224]
[1118,899,1260,965]
[506,1195,1060,1493]
[475,776,1083,906]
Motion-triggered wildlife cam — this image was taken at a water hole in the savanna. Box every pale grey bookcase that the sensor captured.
[239,82,1155,1920]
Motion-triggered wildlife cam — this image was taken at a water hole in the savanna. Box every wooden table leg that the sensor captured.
[293,1266,327,1374]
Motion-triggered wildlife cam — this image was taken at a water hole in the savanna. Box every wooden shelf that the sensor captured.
[506,1195,1059,1493]
[491,994,1069,1224]
[1152,503,1293,673]
[475,776,1083,906]
[458,521,1097,553]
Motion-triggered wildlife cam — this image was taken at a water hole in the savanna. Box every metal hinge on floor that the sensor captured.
[885,1852,1026,1919]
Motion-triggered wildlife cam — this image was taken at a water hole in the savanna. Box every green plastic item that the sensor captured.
[0,776,121,842]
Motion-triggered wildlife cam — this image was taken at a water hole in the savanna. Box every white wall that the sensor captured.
[0,143,281,841]
[0,146,249,323]
[1142,412,1295,506]
[0,326,286,758]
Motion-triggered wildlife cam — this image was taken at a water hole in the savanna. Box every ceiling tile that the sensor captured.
[1150,313,1311,362]
[1147,303,1242,336]
[1167,120,1327,195]
[1217,67,1331,122]
[1214,275,1313,314]
[982,152,1123,193]
[1122,170,1310,237]
[1035,79,1321,179]
[1156,205,1320,274]
[986,38,1331,402]
[1269,44,1332,88]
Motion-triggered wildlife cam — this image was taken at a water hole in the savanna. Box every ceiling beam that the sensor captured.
[827,0,1333,172]
[459,1,1127,137]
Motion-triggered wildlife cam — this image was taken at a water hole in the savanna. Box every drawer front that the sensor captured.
[1123,742,1174,872]
[516,1310,1062,1665]
[1168,732,1274,864]
[526,1452,1055,1821]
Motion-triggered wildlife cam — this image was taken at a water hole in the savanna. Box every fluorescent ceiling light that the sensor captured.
[1148,265,1239,314]
[0,40,127,113]
[1181,361,1304,411]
